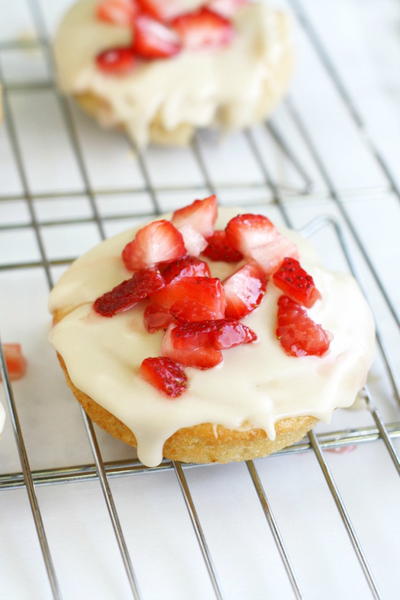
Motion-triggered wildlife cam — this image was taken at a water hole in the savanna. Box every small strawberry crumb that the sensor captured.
[1,344,27,382]
[140,357,187,397]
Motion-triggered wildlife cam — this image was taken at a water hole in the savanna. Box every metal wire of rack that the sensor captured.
[0,0,399,599]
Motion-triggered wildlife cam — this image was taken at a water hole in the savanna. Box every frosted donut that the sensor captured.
[53,0,294,146]
[49,204,375,467]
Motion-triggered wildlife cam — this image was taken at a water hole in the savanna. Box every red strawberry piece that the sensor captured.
[137,0,185,21]
[202,230,243,262]
[273,257,321,308]
[163,256,211,285]
[225,213,298,275]
[223,262,267,319]
[211,319,257,349]
[178,224,207,257]
[122,220,186,271]
[172,194,218,239]
[144,304,174,332]
[140,356,187,397]
[276,296,331,357]
[154,277,226,321]
[94,268,165,317]
[96,47,136,75]
[162,324,223,369]
[172,8,234,51]
[1,344,27,381]
[207,0,248,18]
[133,15,182,59]
[172,319,256,350]
[96,0,138,26]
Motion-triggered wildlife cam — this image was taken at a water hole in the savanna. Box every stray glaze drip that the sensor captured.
[49,208,376,467]
[54,0,291,144]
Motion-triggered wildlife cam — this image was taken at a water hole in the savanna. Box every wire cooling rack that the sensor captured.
[0,1,399,599]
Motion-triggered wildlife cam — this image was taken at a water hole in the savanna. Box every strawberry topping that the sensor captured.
[223,262,267,319]
[96,0,138,26]
[202,230,243,262]
[96,47,136,75]
[211,319,257,349]
[140,356,187,397]
[152,276,226,321]
[207,0,248,17]
[94,268,165,317]
[172,194,218,239]
[133,15,182,59]
[122,219,186,271]
[163,256,211,285]
[162,323,223,369]
[225,213,298,275]
[172,8,234,51]
[1,344,27,382]
[178,224,208,257]
[276,296,331,357]
[273,257,321,308]
[144,304,174,332]
[137,0,186,21]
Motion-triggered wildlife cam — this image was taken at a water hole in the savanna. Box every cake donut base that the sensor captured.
[57,350,316,464]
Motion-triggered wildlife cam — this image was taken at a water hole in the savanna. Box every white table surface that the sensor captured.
[0,1,399,599]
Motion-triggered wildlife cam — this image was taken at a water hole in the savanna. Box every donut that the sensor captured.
[53,0,294,146]
[49,198,375,467]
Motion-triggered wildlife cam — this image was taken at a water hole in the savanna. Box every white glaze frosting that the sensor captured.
[54,0,291,145]
[49,208,376,467]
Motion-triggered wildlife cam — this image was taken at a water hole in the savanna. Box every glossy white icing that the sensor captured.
[54,0,291,144]
[49,208,376,467]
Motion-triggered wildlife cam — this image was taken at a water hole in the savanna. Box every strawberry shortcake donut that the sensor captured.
[53,0,294,145]
[49,196,375,467]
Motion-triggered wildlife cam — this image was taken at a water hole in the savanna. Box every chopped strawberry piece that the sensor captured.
[207,0,248,18]
[276,296,331,357]
[122,220,186,271]
[172,319,256,349]
[1,344,27,381]
[133,15,182,59]
[273,257,321,308]
[162,324,223,369]
[223,262,267,319]
[163,256,211,285]
[172,195,218,239]
[144,304,174,332]
[225,213,298,275]
[140,356,187,397]
[202,230,243,262]
[137,0,185,21]
[211,319,257,349]
[152,276,226,321]
[96,47,136,75]
[178,224,207,257]
[172,8,234,51]
[96,0,138,26]
[94,268,165,317]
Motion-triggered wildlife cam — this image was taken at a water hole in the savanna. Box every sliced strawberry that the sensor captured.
[162,324,223,369]
[96,47,136,75]
[172,319,256,349]
[96,0,138,26]
[225,213,298,275]
[202,230,243,262]
[273,257,321,308]
[172,195,218,239]
[178,224,207,257]
[152,277,226,321]
[122,220,186,271]
[172,8,234,51]
[140,356,187,397]
[163,256,210,285]
[94,268,165,317]
[133,15,182,59]
[144,304,174,332]
[1,344,27,381]
[223,262,267,319]
[137,0,186,21]
[207,0,248,18]
[211,319,257,349]
[276,296,331,357]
